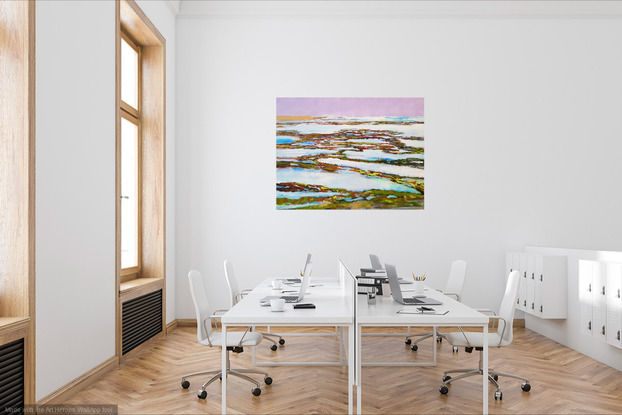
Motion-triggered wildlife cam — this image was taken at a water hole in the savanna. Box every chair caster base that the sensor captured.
[252,387,261,396]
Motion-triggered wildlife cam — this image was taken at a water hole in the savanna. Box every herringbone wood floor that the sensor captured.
[64,326,622,414]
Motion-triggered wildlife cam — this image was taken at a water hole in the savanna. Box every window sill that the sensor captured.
[0,317,30,336]
[120,277,163,301]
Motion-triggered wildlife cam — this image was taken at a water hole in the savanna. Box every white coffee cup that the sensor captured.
[271,279,283,289]
[270,298,285,311]
[414,280,425,295]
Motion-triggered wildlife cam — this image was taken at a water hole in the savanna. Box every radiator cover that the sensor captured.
[122,289,163,355]
[0,338,24,413]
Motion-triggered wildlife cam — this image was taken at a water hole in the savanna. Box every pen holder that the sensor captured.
[414,280,425,295]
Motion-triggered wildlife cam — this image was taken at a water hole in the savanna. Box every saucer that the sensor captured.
[270,309,285,312]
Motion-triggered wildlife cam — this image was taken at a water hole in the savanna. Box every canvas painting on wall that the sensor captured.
[276,97,424,210]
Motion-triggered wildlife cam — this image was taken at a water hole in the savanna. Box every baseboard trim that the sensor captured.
[37,356,118,404]
[166,320,178,334]
[514,318,525,328]
[176,318,197,327]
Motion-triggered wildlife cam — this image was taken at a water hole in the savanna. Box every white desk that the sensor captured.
[220,278,356,414]
[356,288,490,414]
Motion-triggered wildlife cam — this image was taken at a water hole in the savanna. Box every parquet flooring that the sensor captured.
[63,326,622,414]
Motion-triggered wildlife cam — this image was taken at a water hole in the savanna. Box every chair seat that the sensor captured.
[200,331,263,348]
[445,331,510,348]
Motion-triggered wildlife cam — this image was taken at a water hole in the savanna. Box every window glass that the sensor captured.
[121,38,138,109]
[121,118,138,269]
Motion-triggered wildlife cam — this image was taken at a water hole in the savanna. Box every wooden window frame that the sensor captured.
[119,30,142,280]
[116,0,166,360]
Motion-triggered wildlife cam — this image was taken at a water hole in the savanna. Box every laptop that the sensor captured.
[281,253,312,283]
[261,263,312,305]
[369,254,383,270]
[370,254,412,284]
[386,263,442,306]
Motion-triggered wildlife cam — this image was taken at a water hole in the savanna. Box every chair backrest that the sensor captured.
[445,260,467,299]
[188,270,214,344]
[497,270,521,344]
[223,259,241,307]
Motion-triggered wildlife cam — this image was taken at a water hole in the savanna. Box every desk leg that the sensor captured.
[222,325,227,415]
[432,326,437,366]
[483,324,488,415]
[348,325,354,415]
[356,323,362,415]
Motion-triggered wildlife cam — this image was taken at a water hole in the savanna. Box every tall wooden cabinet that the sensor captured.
[0,0,36,407]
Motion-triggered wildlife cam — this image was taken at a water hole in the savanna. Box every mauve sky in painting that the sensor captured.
[277,98,424,118]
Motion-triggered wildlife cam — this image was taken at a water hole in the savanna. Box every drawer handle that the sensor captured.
[531,303,534,310]
[617,330,620,341]
[588,321,591,331]
[602,286,606,295]
[602,325,606,335]
[540,305,543,313]
[532,272,535,280]
[588,283,592,292]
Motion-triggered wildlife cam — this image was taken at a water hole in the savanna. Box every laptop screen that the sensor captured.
[385,263,405,303]
[369,254,383,270]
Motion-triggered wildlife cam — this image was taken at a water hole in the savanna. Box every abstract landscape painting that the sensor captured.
[276,97,424,210]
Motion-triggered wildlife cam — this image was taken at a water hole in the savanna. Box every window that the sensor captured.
[120,34,141,274]
[116,0,166,359]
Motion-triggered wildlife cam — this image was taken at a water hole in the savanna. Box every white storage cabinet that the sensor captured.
[506,253,567,319]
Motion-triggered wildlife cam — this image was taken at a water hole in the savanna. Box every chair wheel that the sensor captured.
[494,391,502,401]
[442,375,451,382]
[197,390,207,399]
[264,376,273,385]
[271,344,278,351]
[436,337,442,343]
[411,344,418,351]
[521,383,531,392]
[452,346,458,353]
[405,338,412,345]
[279,339,285,345]
[181,380,190,389]
[493,375,499,381]
[252,387,261,396]
[439,385,449,395]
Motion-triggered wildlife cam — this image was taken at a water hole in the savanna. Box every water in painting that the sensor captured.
[276,97,424,210]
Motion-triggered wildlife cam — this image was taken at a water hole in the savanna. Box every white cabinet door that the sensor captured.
[519,254,528,311]
[592,262,607,341]
[578,260,593,336]
[606,263,622,348]
[534,255,544,317]
[526,254,536,314]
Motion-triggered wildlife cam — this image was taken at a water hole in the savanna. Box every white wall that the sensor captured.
[36,0,176,400]
[175,2,622,318]
[36,0,116,400]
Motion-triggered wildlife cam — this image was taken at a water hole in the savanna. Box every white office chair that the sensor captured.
[180,270,273,399]
[405,260,467,351]
[224,260,285,351]
[439,270,531,401]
